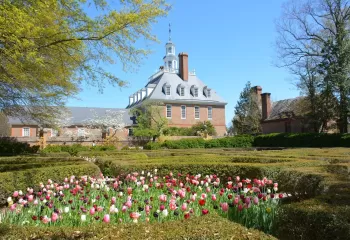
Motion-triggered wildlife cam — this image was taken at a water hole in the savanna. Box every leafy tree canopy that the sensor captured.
[0,0,168,123]
[131,101,168,141]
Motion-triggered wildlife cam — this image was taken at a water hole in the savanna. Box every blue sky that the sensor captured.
[67,0,300,126]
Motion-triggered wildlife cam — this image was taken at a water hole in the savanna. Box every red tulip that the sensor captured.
[198,199,206,206]
[184,212,190,219]
[202,209,209,215]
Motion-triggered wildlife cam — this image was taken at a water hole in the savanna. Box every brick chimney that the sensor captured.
[261,93,272,120]
[252,86,262,103]
[178,52,188,81]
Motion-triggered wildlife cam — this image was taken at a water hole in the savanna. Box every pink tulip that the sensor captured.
[90,207,95,215]
[125,200,132,208]
[111,197,116,204]
[113,181,118,189]
[159,194,167,202]
[33,199,39,205]
[51,213,58,222]
[10,204,16,211]
[238,182,243,188]
[245,197,251,205]
[211,194,217,201]
[97,206,104,212]
[122,205,128,212]
[103,214,110,223]
[236,176,240,182]
[145,205,150,215]
[206,187,211,193]
[160,204,165,211]
[221,202,229,212]
[169,203,177,211]
[28,195,34,202]
[238,204,243,211]
[42,215,50,224]
[253,197,259,205]
[234,197,239,205]
[13,191,19,198]
[181,203,187,211]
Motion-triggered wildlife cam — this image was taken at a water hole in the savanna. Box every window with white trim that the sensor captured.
[166,86,171,95]
[208,107,213,119]
[181,105,186,119]
[195,106,200,119]
[194,88,199,97]
[168,61,172,69]
[51,129,58,137]
[166,105,172,118]
[180,87,185,96]
[22,127,30,137]
[77,128,85,137]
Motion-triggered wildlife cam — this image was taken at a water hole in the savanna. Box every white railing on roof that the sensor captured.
[148,67,179,82]
[189,69,196,76]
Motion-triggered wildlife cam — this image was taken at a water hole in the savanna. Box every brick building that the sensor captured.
[126,39,227,136]
[259,89,350,133]
[7,107,134,144]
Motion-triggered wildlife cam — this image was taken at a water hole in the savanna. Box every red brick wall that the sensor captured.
[261,119,303,134]
[11,125,38,137]
[164,104,226,136]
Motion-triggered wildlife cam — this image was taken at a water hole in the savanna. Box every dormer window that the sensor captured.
[163,82,171,96]
[177,84,185,96]
[166,86,171,95]
[180,87,185,96]
[191,85,199,97]
[203,86,212,98]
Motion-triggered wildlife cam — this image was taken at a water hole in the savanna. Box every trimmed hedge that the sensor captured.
[41,144,116,156]
[158,136,254,149]
[0,214,275,240]
[254,133,350,148]
[0,137,39,156]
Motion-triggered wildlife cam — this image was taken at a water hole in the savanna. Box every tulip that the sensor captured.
[160,204,165,211]
[199,199,206,206]
[236,176,240,182]
[233,197,239,205]
[169,203,177,211]
[81,214,87,222]
[64,207,70,213]
[253,197,259,205]
[111,197,116,204]
[51,213,58,222]
[10,204,16,211]
[184,212,190,219]
[202,209,209,215]
[221,202,229,212]
[90,207,95,215]
[13,191,19,198]
[238,204,243,212]
[162,209,169,217]
[103,214,110,223]
[245,197,251,205]
[211,194,217,201]
[181,203,187,211]
[42,215,50,224]
[28,195,34,202]
[159,194,167,202]
[33,199,39,205]
[122,205,128,212]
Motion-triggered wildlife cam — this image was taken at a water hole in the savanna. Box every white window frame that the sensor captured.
[51,129,58,137]
[168,61,172,69]
[22,127,30,137]
[195,106,200,119]
[166,86,171,96]
[208,107,213,120]
[194,88,199,97]
[181,105,186,119]
[166,104,172,118]
[180,87,185,96]
[77,128,85,137]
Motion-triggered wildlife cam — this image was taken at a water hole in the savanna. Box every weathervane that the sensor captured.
[169,23,172,42]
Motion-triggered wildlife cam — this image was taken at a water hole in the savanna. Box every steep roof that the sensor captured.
[127,71,227,108]
[266,96,306,121]
[8,107,134,126]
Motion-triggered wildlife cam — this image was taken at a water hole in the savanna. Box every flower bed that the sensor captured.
[1,171,285,233]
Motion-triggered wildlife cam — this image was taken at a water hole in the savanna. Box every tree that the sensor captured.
[291,58,338,132]
[0,112,10,136]
[0,0,169,124]
[131,102,168,141]
[275,0,350,133]
[191,121,217,136]
[232,82,262,135]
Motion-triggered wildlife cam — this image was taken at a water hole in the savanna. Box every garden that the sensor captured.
[0,135,349,239]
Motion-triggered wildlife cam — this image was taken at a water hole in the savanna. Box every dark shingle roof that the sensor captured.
[267,97,305,121]
[8,107,134,126]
